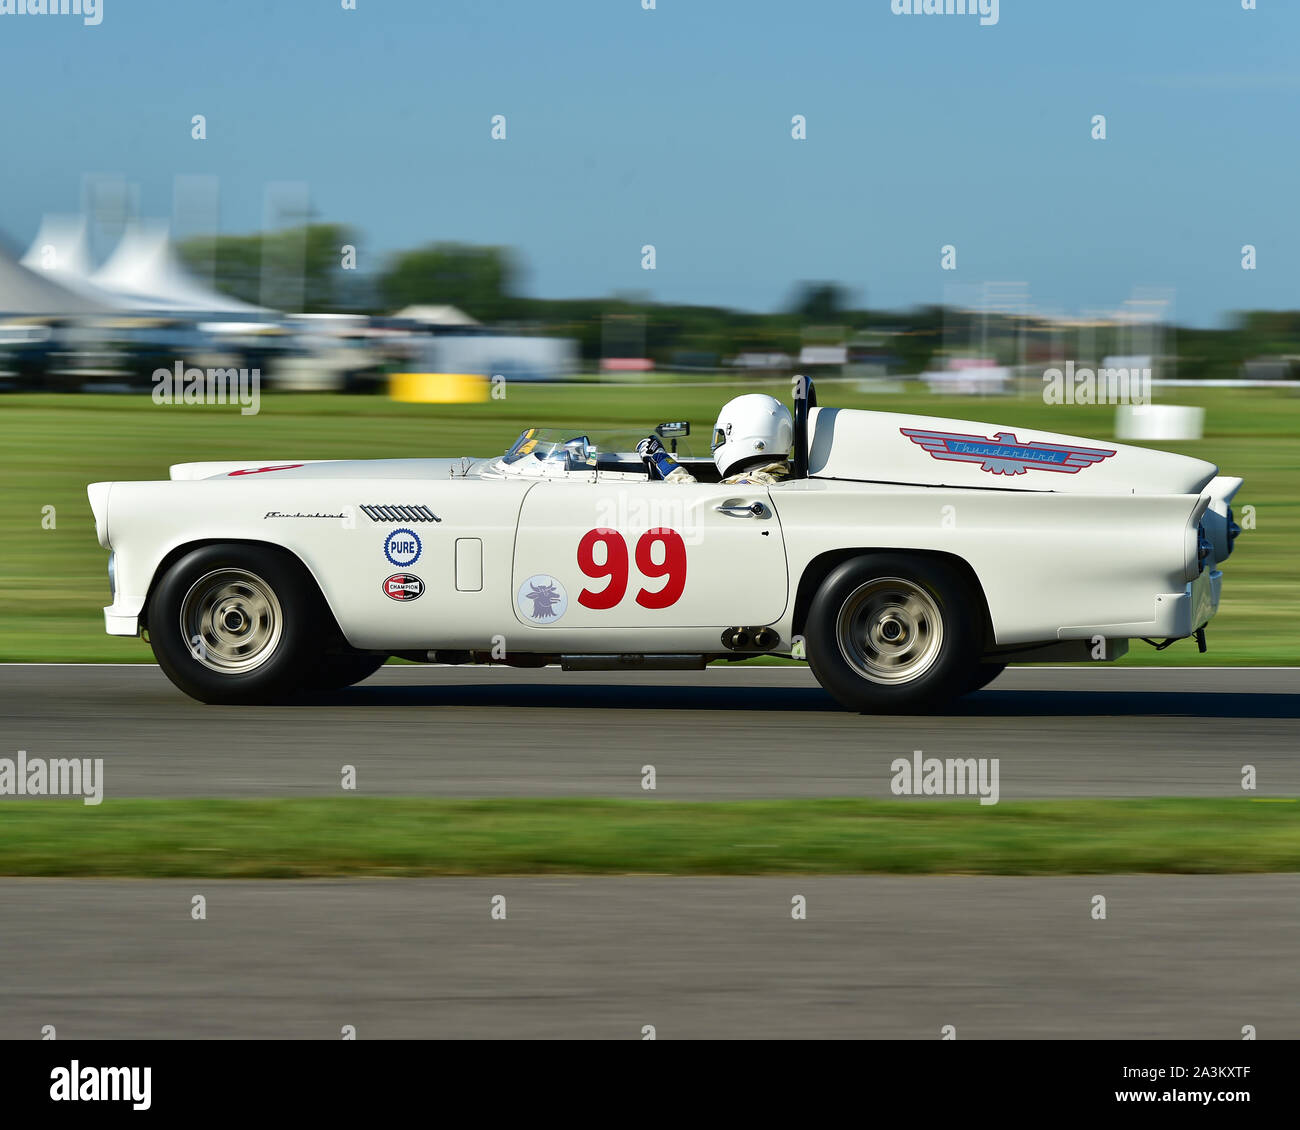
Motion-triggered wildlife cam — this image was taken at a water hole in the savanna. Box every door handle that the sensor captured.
[715,501,769,518]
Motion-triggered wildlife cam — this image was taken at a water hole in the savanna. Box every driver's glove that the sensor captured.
[637,436,696,484]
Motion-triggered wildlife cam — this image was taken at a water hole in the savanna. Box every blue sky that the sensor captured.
[1,0,1295,325]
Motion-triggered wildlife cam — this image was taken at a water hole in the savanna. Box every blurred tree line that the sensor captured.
[177,224,358,312]
[177,226,1293,379]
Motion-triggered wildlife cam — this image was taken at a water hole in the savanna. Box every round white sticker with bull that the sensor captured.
[517,574,568,623]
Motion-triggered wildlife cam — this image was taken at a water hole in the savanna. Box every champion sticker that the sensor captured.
[382,573,425,601]
[517,574,567,623]
[384,527,422,567]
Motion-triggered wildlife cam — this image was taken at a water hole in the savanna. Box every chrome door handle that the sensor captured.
[715,501,768,518]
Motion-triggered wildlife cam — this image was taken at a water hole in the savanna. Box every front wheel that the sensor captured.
[305,650,388,692]
[964,662,1007,695]
[147,544,327,704]
[804,554,982,712]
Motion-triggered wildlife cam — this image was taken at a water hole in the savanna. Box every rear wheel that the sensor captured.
[147,544,327,704]
[804,554,981,712]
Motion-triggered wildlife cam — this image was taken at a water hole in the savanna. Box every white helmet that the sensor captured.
[711,394,793,477]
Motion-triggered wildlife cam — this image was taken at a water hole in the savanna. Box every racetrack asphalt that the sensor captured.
[1,663,1296,799]
[1,875,1295,1039]
[3,665,1297,1040]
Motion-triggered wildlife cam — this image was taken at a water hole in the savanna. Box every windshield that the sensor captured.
[502,429,599,467]
[502,427,703,467]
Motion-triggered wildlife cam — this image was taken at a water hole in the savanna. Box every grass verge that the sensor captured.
[0,797,1296,878]
[0,384,1295,663]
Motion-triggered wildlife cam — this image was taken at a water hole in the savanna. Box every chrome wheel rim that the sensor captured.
[179,568,283,674]
[835,577,944,684]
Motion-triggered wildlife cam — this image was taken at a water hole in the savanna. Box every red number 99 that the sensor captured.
[635,528,687,609]
[577,528,628,609]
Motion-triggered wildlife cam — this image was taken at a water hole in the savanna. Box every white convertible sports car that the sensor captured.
[86,382,1242,710]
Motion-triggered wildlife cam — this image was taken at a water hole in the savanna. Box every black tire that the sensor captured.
[305,650,387,692]
[964,662,1007,695]
[147,544,329,704]
[804,554,981,712]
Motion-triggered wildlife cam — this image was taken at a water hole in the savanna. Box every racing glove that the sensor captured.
[637,436,696,484]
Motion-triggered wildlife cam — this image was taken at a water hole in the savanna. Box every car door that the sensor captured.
[510,479,788,630]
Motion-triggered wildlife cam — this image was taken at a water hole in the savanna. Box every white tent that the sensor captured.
[21,215,95,279]
[393,304,479,327]
[19,215,136,310]
[0,237,112,316]
[91,220,269,315]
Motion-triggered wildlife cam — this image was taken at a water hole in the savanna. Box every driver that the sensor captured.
[636,394,793,485]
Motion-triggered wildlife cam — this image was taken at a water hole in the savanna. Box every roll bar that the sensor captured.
[791,374,817,479]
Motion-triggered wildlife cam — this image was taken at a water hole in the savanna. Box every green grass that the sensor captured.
[0,797,1296,877]
[0,381,1295,663]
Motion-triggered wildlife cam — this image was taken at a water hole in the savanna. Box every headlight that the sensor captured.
[1197,524,1211,573]
[107,552,116,600]
[1185,498,1213,581]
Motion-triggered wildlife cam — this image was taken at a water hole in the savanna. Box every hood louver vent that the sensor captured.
[360,504,441,523]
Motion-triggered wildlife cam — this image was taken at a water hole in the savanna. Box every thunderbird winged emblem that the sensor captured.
[900,428,1116,476]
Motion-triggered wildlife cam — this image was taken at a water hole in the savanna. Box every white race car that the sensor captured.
[86,383,1242,710]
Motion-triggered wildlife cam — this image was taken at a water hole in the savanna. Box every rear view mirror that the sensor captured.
[655,421,690,439]
[655,421,690,454]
